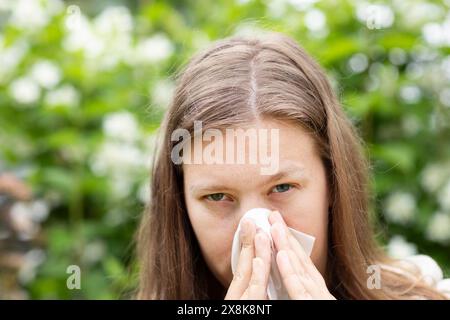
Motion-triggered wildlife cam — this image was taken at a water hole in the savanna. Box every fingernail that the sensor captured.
[241,218,252,236]
[240,219,251,237]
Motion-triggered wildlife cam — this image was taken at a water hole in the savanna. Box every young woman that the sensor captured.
[136,32,448,299]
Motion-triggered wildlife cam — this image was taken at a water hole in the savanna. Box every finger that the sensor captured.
[272,222,306,279]
[271,212,323,284]
[242,288,269,300]
[254,230,271,268]
[286,248,305,276]
[241,288,249,300]
[271,210,314,271]
[287,232,312,266]
[254,231,272,297]
[286,247,323,297]
[269,210,286,227]
[287,233,324,284]
[276,250,311,300]
[269,212,305,275]
[225,219,256,299]
[247,257,269,300]
[271,222,291,252]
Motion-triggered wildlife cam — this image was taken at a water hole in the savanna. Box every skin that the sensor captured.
[183,118,334,299]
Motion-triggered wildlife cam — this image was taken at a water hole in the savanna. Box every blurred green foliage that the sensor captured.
[0,0,449,299]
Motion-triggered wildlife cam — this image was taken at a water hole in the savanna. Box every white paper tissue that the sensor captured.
[231,208,315,300]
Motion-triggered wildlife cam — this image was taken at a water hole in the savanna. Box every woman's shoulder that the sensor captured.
[381,254,450,298]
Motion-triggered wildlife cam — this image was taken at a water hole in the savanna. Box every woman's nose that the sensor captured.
[238,197,277,221]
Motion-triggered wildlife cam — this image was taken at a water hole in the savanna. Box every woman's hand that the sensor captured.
[269,210,336,300]
[225,218,272,299]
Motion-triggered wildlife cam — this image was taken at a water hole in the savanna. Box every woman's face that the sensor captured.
[183,118,330,287]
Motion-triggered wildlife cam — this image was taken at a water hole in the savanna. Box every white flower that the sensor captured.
[388,48,407,66]
[384,191,416,225]
[348,53,368,73]
[406,62,424,80]
[439,88,450,108]
[63,6,132,71]
[422,21,450,47]
[93,6,133,69]
[30,60,61,89]
[399,85,422,104]
[46,0,65,16]
[93,6,133,36]
[90,141,146,176]
[233,23,269,38]
[395,2,442,29]
[110,174,135,198]
[9,200,49,240]
[356,3,394,30]
[420,162,450,193]
[394,1,445,28]
[191,31,210,51]
[0,40,28,82]
[438,180,450,211]
[65,4,82,31]
[288,0,318,11]
[151,80,175,109]
[9,203,38,240]
[9,76,41,105]
[81,241,106,265]
[134,33,174,64]
[29,200,50,222]
[387,235,417,259]
[9,0,50,30]
[44,84,79,108]
[137,181,151,204]
[63,14,105,58]
[18,249,46,284]
[0,0,13,10]
[265,0,287,18]
[426,211,450,244]
[102,112,139,143]
[304,8,326,32]
[442,57,450,81]
[10,200,49,223]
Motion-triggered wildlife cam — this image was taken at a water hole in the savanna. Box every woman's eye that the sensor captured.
[206,193,227,201]
[271,183,293,193]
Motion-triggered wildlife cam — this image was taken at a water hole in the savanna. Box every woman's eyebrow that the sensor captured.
[189,183,233,195]
[260,163,308,186]
[189,163,307,195]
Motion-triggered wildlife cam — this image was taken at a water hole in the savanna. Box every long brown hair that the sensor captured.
[136,32,446,299]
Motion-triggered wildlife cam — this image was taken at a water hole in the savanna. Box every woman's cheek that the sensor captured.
[280,199,321,233]
[190,209,236,278]
[202,229,235,285]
